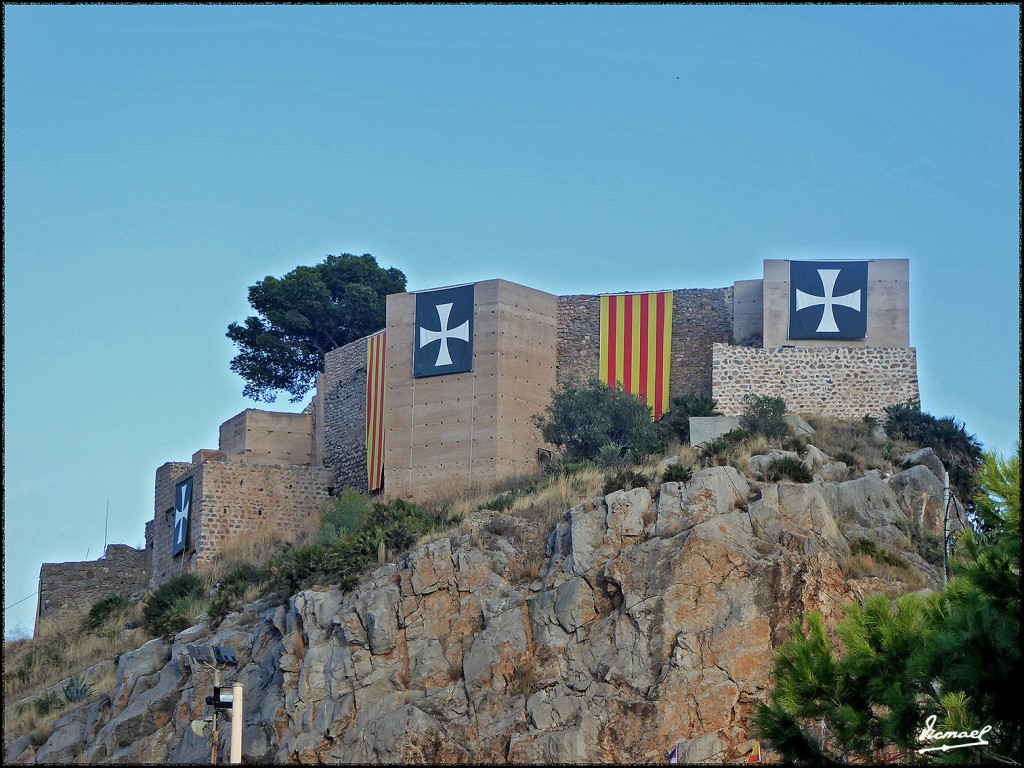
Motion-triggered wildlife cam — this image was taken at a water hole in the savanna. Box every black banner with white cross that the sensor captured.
[171,476,193,557]
[790,261,868,340]
[414,284,474,378]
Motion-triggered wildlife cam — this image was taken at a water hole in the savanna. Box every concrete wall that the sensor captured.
[732,279,764,346]
[712,343,919,419]
[218,409,314,466]
[149,459,333,587]
[384,279,557,500]
[762,259,910,348]
[37,545,148,626]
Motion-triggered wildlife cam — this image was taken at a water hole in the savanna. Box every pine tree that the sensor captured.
[755,445,1021,764]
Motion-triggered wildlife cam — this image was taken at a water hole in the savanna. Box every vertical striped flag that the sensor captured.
[748,739,762,763]
[365,331,387,492]
[599,292,673,419]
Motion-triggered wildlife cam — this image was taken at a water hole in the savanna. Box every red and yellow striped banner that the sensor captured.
[599,292,673,419]
[365,331,387,492]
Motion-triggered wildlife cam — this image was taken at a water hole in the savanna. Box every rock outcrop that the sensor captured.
[9,453,949,765]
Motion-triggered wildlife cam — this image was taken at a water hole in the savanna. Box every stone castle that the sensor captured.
[36,258,918,622]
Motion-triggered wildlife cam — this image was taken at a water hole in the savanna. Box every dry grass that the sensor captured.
[3,601,146,741]
[804,415,917,474]
[198,520,294,587]
[839,553,926,592]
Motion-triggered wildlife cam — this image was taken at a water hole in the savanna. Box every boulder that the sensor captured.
[900,447,946,483]
[653,465,749,536]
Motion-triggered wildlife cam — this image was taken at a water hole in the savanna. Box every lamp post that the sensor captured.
[186,644,241,765]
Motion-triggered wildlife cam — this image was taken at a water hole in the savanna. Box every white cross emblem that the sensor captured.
[419,302,470,367]
[794,268,862,333]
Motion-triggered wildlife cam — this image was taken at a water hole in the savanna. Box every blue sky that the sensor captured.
[4,5,1019,638]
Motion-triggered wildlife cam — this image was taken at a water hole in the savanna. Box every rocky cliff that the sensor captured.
[6,448,960,765]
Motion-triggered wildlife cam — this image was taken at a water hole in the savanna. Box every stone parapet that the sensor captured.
[321,337,370,491]
[712,344,919,419]
[37,544,148,625]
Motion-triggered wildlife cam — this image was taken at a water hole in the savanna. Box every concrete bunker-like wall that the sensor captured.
[761,259,910,348]
[37,544,148,625]
[383,279,558,500]
[218,409,314,465]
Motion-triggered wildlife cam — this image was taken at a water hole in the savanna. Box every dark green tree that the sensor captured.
[657,391,721,445]
[754,445,1021,765]
[534,378,660,464]
[227,253,406,402]
[739,393,789,439]
[882,399,984,510]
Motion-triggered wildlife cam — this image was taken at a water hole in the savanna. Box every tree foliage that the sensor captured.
[739,393,789,439]
[533,378,661,464]
[227,253,406,402]
[883,399,985,509]
[657,392,721,445]
[754,445,1021,765]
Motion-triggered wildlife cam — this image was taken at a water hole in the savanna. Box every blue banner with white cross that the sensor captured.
[414,284,474,378]
[789,261,868,340]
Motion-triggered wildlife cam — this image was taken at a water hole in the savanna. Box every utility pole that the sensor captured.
[942,470,950,589]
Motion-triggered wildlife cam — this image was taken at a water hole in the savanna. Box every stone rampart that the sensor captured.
[556,288,734,397]
[189,461,334,570]
[149,459,333,587]
[37,545,148,625]
[712,344,919,419]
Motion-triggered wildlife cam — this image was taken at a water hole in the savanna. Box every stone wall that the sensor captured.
[556,288,734,398]
[188,461,334,570]
[149,459,334,587]
[37,545,148,625]
[149,462,194,588]
[669,288,734,397]
[712,344,919,419]
[321,337,370,492]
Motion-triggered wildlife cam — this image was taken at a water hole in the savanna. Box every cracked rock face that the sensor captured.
[12,461,945,765]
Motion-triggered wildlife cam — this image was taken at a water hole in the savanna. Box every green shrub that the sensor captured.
[63,676,92,703]
[760,456,814,484]
[596,443,626,469]
[86,594,133,630]
[657,392,721,445]
[143,573,206,637]
[699,429,750,463]
[534,379,661,464]
[602,469,651,496]
[850,537,907,569]
[661,463,694,484]
[33,691,65,717]
[833,450,859,467]
[882,399,983,505]
[781,435,808,453]
[268,498,458,594]
[319,488,373,546]
[739,394,789,439]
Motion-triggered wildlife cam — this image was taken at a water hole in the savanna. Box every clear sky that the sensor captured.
[3,5,1020,638]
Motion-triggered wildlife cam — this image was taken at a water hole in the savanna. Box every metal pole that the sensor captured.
[212,668,220,765]
[942,470,950,589]
[230,683,243,764]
